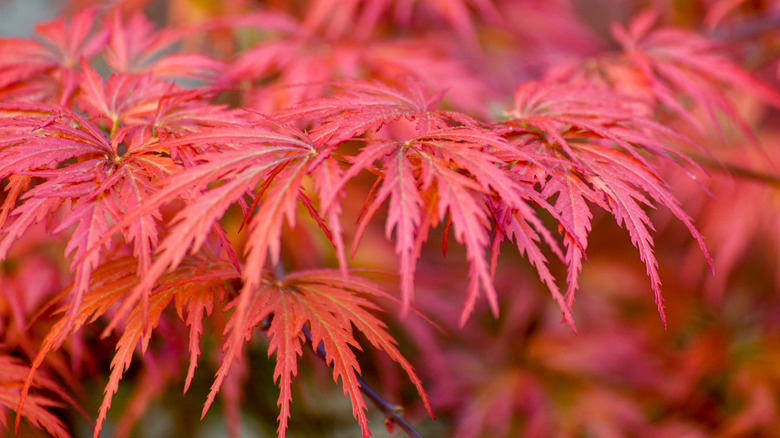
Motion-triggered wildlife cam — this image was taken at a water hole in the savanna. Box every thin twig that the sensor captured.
[686,152,780,186]
[301,326,425,438]
[708,13,780,42]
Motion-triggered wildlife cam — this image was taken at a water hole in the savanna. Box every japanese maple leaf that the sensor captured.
[284,77,571,325]
[0,7,106,103]
[278,76,480,145]
[618,11,780,133]
[76,61,243,159]
[17,253,239,438]
[93,117,337,397]
[219,10,489,112]
[0,114,114,340]
[1,354,73,438]
[332,129,558,324]
[505,80,711,325]
[103,9,224,80]
[209,269,432,438]
[0,101,176,346]
[548,11,780,144]
[93,256,237,437]
[71,63,245,170]
[301,0,501,43]
[77,61,172,128]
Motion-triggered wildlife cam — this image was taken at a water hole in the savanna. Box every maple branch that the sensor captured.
[708,13,780,42]
[301,325,425,438]
[687,153,780,186]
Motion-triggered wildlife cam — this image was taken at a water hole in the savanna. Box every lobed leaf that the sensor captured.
[206,269,431,438]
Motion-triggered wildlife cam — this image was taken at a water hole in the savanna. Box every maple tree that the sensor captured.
[1,0,780,437]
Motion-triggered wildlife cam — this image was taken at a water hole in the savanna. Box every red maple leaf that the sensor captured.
[0,7,106,103]
[209,269,432,438]
[17,252,239,438]
[504,80,712,325]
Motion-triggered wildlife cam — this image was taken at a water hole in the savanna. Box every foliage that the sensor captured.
[0,0,779,437]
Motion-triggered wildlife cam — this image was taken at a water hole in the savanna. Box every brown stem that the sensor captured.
[687,153,780,186]
[266,261,425,436]
[302,325,425,438]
